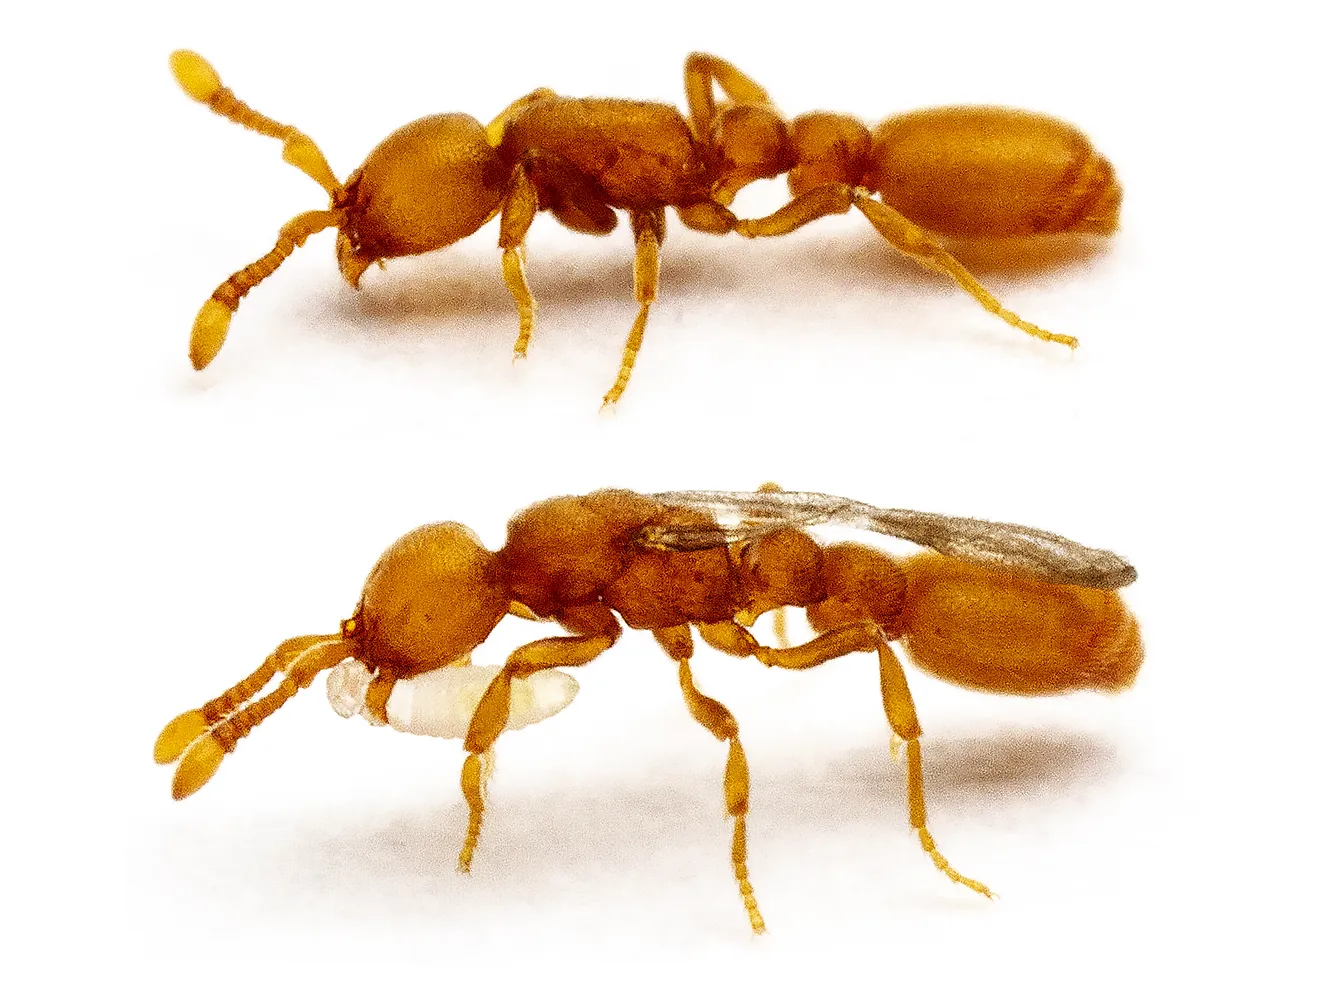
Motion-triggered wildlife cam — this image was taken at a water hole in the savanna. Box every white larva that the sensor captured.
[326,657,579,738]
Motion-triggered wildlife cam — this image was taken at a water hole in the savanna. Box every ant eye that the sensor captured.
[340,616,358,638]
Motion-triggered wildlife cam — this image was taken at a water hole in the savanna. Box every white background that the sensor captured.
[3,1,1321,988]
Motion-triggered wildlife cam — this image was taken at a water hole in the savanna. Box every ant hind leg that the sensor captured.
[851,191,1077,349]
[730,183,1076,350]
[876,641,993,898]
[703,619,993,900]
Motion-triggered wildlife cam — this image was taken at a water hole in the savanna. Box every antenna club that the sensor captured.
[170,50,222,103]
[190,299,233,370]
[154,709,208,764]
[172,735,224,800]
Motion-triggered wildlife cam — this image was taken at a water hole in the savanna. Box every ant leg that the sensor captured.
[876,641,993,899]
[851,191,1076,348]
[675,200,739,234]
[734,182,856,237]
[165,636,348,800]
[702,618,881,669]
[498,163,539,361]
[456,605,619,872]
[683,53,774,137]
[654,626,765,934]
[709,619,993,898]
[732,182,1076,349]
[485,88,559,146]
[602,209,665,408]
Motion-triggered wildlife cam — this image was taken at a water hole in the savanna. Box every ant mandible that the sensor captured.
[155,488,1142,933]
[171,51,1120,405]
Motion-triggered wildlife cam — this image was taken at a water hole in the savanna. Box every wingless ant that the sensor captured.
[155,489,1142,932]
[171,51,1121,405]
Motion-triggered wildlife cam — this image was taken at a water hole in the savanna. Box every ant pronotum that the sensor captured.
[155,488,1142,933]
[171,51,1120,405]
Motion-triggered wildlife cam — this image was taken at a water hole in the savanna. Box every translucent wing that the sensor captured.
[644,490,1137,590]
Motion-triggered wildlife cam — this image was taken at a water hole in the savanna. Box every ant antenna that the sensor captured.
[170,50,342,198]
[155,634,347,799]
[171,51,348,368]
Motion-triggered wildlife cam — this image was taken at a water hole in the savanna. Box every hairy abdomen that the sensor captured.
[899,553,1142,695]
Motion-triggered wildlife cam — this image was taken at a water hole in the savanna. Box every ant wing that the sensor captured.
[645,490,1137,590]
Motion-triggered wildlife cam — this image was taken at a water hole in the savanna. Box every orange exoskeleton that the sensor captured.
[156,488,1141,933]
[171,51,1119,404]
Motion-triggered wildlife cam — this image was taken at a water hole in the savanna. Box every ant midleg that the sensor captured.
[676,651,765,933]
[602,209,664,408]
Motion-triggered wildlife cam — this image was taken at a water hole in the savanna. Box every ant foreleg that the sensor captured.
[683,53,774,138]
[875,641,994,899]
[655,625,766,934]
[456,605,619,873]
[601,209,664,408]
[498,163,539,361]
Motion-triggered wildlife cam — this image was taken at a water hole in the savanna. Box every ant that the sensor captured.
[171,51,1121,405]
[155,488,1142,933]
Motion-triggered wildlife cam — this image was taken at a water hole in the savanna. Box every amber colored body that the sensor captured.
[866,108,1120,237]
[155,489,1141,933]
[171,51,1120,403]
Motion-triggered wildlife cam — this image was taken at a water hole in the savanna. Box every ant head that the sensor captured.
[349,523,509,678]
[335,114,509,286]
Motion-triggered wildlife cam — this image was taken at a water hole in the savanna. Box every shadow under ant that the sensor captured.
[309,228,1113,352]
[161,723,1120,920]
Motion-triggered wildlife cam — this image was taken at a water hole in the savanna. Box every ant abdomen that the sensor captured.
[898,552,1143,696]
[867,107,1122,238]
